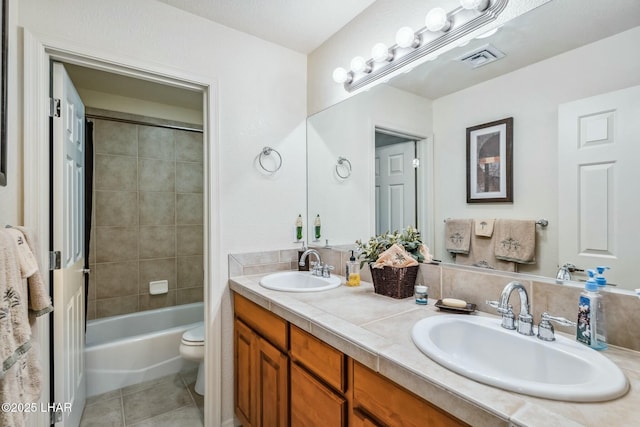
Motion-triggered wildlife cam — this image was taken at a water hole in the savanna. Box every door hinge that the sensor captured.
[49,98,61,118]
[50,408,63,424]
[49,251,61,271]
[412,158,420,168]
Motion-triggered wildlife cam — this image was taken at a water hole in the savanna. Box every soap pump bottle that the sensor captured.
[298,241,309,271]
[595,266,610,289]
[345,250,360,287]
[295,214,303,241]
[314,214,321,240]
[576,271,608,350]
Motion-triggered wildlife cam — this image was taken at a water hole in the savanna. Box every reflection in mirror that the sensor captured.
[306,0,640,290]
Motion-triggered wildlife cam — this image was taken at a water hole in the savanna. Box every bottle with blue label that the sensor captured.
[576,270,608,350]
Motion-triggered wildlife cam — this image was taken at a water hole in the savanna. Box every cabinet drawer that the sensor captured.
[234,294,288,351]
[291,362,346,427]
[290,324,346,392]
[353,361,469,427]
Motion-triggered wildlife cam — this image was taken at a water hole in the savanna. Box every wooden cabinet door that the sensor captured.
[256,336,289,427]
[353,361,469,427]
[352,409,384,427]
[291,362,346,427]
[234,319,256,427]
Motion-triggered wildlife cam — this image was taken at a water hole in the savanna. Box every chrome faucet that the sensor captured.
[487,281,534,336]
[556,263,583,282]
[299,249,328,277]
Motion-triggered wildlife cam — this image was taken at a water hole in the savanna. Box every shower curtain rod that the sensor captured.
[85,113,203,134]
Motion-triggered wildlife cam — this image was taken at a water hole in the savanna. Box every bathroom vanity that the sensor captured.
[230,273,640,427]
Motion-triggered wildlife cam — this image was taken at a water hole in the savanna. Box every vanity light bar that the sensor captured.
[333,0,509,92]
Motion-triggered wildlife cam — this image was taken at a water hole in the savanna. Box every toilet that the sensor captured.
[180,323,205,395]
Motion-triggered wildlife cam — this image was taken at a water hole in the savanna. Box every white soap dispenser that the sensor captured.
[576,270,607,350]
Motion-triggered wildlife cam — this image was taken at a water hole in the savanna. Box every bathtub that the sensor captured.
[85,302,204,397]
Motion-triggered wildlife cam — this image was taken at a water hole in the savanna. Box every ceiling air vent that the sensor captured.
[458,44,505,69]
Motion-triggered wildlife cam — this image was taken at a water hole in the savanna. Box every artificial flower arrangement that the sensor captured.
[355,226,432,269]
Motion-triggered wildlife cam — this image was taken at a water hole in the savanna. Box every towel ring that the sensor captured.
[258,146,282,173]
[336,156,352,179]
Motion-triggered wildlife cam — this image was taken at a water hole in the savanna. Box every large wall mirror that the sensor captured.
[307,0,640,291]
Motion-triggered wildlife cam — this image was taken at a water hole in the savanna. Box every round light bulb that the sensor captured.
[332,67,351,84]
[425,7,451,32]
[395,26,418,49]
[350,56,371,74]
[371,43,392,63]
[460,0,489,11]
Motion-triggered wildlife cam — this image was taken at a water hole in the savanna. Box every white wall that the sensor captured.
[18,0,307,424]
[78,88,204,125]
[432,26,640,276]
[308,84,432,245]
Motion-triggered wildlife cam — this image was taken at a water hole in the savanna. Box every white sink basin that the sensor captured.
[411,314,628,402]
[259,271,341,292]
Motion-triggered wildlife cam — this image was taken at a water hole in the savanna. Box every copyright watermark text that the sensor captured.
[1,402,72,413]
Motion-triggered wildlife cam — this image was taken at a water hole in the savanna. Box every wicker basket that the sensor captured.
[369,264,419,299]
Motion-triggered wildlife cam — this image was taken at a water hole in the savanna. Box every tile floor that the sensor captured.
[80,369,204,426]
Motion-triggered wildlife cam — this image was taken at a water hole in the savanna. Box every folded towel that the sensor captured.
[445,219,472,254]
[494,219,536,264]
[12,227,53,319]
[474,218,495,237]
[372,243,419,269]
[454,222,515,272]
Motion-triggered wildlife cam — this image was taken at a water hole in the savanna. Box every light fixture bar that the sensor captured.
[340,0,509,93]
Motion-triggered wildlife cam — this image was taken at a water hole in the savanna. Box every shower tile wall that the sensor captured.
[88,118,204,320]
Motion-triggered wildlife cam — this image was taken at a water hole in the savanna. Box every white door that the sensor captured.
[375,141,416,234]
[558,85,640,287]
[52,62,86,427]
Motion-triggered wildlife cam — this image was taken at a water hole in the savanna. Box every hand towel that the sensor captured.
[494,219,536,264]
[454,222,515,272]
[474,218,495,237]
[445,219,472,254]
[0,230,33,378]
[13,226,53,319]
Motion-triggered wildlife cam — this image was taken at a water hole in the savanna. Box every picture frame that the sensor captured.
[0,0,7,186]
[466,117,513,203]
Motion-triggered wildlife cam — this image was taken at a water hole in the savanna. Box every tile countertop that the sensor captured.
[229,274,640,427]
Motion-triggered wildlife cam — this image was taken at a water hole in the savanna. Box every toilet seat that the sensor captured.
[181,324,204,346]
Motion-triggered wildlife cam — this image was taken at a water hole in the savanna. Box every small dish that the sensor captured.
[434,299,476,314]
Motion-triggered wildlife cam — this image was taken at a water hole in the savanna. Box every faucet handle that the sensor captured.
[322,264,334,278]
[486,301,516,330]
[537,312,577,341]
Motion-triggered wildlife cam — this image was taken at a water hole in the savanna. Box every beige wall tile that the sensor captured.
[95,191,138,226]
[95,154,137,191]
[231,251,280,266]
[176,287,204,305]
[138,126,175,161]
[96,295,138,318]
[139,192,175,225]
[176,193,203,225]
[139,226,176,259]
[175,131,203,163]
[176,162,203,193]
[95,226,138,263]
[139,291,177,311]
[228,256,243,277]
[177,256,204,289]
[138,159,175,192]
[139,258,177,293]
[94,120,137,157]
[177,225,203,256]
[603,290,640,351]
[95,261,139,299]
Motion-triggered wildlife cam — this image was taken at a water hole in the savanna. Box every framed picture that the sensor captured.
[466,117,513,203]
[0,0,7,186]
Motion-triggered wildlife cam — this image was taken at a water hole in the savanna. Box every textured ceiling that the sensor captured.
[154,0,377,54]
